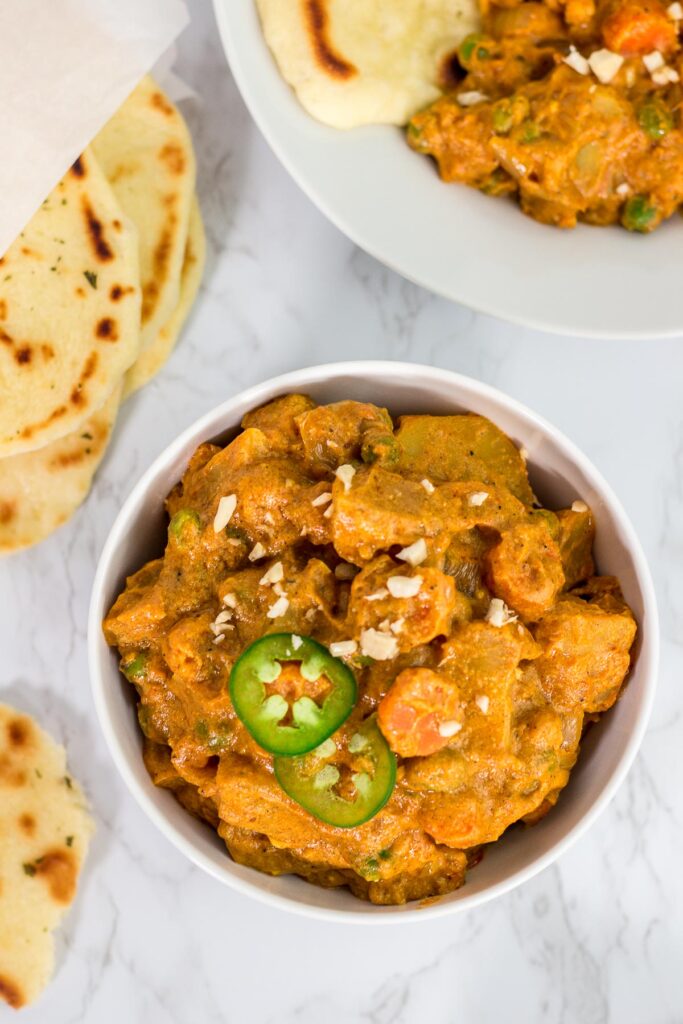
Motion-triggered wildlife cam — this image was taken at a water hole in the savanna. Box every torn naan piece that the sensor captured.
[0,150,140,457]
[256,0,480,129]
[92,76,196,351]
[0,704,94,1010]
[0,386,121,553]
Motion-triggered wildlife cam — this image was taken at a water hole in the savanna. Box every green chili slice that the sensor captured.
[229,634,357,755]
[274,716,396,828]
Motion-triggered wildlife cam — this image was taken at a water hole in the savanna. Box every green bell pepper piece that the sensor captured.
[229,634,357,756]
[274,716,396,828]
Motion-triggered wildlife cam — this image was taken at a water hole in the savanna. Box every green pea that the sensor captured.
[520,121,542,143]
[360,856,381,881]
[621,195,657,232]
[492,103,514,135]
[122,652,148,681]
[458,33,484,65]
[637,98,674,141]
[169,508,200,541]
[361,435,399,466]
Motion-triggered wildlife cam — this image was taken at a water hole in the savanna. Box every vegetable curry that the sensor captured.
[408,0,683,230]
[104,396,636,904]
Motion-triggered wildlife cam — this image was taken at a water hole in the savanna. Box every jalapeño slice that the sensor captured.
[274,716,396,828]
[229,634,356,756]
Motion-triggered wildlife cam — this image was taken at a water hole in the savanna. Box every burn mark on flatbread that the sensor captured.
[151,91,174,116]
[0,330,55,368]
[0,974,24,1010]
[14,350,98,442]
[0,300,7,319]
[18,405,67,441]
[96,318,118,342]
[141,219,175,324]
[110,284,134,302]
[34,848,77,904]
[7,718,31,748]
[0,754,26,787]
[71,156,86,178]
[159,143,186,175]
[69,353,98,407]
[302,0,357,79]
[48,416,108,470]
[81,199,114,262]
[18,812,36,836]
[0,500,15,524]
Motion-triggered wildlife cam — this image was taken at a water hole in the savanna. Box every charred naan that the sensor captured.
[0,387,121,554]
[256,0,480,129]
[92,77,196,351]
[0,150,140,457]
[0,704,93,1009]
[125,197,205,397]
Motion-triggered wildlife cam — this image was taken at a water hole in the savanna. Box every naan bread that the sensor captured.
[0,150,140,457]
[124,197,205,397]
[0,386,121,554]
[256,0,480,129]
[92,77,196,351]
[0,705,94,1009]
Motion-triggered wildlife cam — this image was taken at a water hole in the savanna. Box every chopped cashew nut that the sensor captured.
[486,598,518,627]
[359,628,398,660]
[335,464,356,492]
[387,575,423,599]
[267,596,290,619]
[248,542,266,561]
[397,538,428,566]
[438,720,462,738]
[329,640,358,658]
[213,495,237,533]
[469,492,489,507]
[260,562,284,586]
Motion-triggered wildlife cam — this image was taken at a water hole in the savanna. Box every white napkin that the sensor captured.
[0,0,190,257]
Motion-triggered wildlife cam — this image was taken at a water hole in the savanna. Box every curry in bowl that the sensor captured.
[104,396,636,904]
[409,0,683,231]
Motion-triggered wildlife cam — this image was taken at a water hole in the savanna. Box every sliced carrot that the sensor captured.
[377,668,462,759]
[600,0,677,55]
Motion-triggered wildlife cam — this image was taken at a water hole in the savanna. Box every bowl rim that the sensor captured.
[88,361,659,923]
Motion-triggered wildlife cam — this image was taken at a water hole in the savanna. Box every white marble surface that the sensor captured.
[3,5,683,1022]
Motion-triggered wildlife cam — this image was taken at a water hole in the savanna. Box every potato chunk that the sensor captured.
[396,413,534,504]
[532,589,637,712]
[295,401,393,473]
[348,555,465,651]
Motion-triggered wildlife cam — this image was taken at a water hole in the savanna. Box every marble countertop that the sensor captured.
[3,5,682,1022]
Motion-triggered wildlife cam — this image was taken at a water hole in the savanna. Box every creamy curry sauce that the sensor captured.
[104,396,636,904]
[409,0,683,231]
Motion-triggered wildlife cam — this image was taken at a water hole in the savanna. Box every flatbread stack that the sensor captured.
[0,77,205,554]
[256,0,481,129]
[0,704,94,1010]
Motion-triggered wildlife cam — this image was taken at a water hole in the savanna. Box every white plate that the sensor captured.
[212,0,683,339]
[89,362,658,922]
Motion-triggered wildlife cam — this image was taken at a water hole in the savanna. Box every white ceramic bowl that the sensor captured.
[213,0,683,339]
[89,362,658,922]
